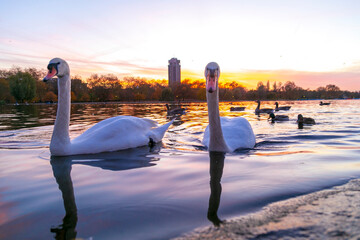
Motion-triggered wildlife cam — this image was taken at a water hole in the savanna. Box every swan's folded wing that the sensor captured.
[71,116,158,153]
[202,125,210,148]
[221,117,256,151]
[73,116,156,141]
[146,120,174,142]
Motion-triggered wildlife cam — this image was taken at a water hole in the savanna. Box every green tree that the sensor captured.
[9,71,37,102]
[34,80,49,102]
[71,77,89,102]
[25,67,45,80]
[160,87,174,101]
[0,78,14,103]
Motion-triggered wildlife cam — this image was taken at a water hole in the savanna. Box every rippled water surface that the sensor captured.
[1,100,360,239]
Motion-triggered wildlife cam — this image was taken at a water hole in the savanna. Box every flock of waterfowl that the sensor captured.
[257,100,326,128]
[43,58,330,156]
[169,98,323,130]
[226,98,330,128]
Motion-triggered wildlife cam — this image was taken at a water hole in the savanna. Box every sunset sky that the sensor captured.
[1,0,359,90]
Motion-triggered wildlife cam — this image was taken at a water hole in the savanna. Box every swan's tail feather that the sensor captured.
[147,120,174,142]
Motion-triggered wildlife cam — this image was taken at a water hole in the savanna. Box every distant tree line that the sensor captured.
[0,67,359,104]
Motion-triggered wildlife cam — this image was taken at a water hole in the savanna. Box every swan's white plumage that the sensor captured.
[202,62,255,152]
[202,117,256,152]
[71,116,172,155]
[44,58,172,156]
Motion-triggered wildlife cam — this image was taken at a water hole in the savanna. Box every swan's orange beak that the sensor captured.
[43,67,57,82]
[43,67,56,82]
[43,62,60,82]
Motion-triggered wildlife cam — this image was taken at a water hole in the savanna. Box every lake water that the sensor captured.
[0,100,360,239]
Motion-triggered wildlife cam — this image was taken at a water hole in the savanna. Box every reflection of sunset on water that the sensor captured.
[1,100,360,239]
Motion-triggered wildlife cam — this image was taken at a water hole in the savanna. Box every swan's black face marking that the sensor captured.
[47,62,60,72]
[43,62,60,82]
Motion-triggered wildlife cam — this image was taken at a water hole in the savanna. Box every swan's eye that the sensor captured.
[47,62,60,73]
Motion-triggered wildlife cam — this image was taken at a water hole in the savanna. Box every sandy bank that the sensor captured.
[175,178,360,239]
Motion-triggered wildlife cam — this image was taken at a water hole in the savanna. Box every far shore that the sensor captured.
[2,98,358,106]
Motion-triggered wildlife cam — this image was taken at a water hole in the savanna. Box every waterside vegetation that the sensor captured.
[0,67,359,104]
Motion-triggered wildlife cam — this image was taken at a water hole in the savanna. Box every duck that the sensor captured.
[230,106,246,111]
[275,102,291,111]
[268,113,289,123]
[43,58,173,156]
[165,103,185,115]
[255,100,274,115]
[297,114,315,128]
[320,101,331,106]
[202,62,255,152]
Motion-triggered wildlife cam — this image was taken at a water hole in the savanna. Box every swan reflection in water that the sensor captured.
[50,157,78,239]
[207,151,225,226]
[50,145,161,239]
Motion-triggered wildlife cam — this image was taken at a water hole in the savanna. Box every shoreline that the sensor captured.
[2,98,358,106]
[175,178,360,239]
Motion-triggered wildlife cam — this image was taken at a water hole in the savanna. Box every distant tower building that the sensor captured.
[168,58,181,88]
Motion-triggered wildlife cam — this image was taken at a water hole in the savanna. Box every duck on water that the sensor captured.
[275,102,291,111]
[268,113,289,123]
[255,100,274,115]
[297,114,316,129]
[320,101,331,106]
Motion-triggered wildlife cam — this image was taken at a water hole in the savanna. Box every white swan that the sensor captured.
[43,58,172,156]
[202,62,256,152]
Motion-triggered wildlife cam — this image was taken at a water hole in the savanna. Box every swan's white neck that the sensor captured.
[206,89,229,152]
[50,74,71,155]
